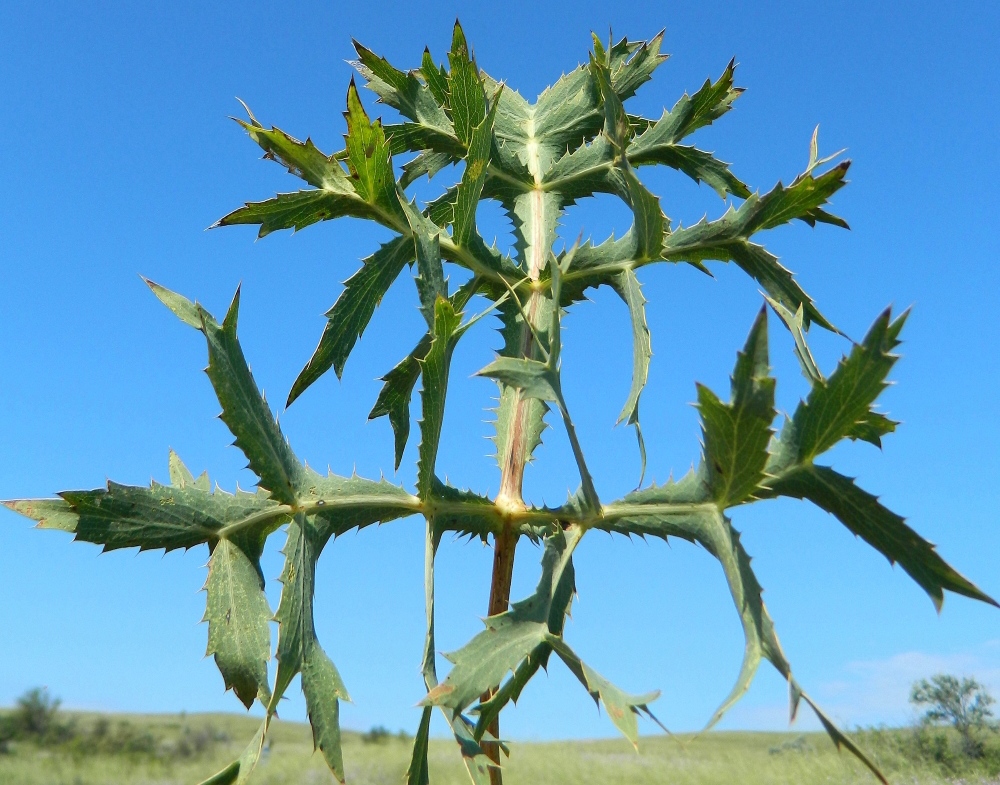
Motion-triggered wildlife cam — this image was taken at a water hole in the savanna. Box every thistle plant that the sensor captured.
[6,22,996,785]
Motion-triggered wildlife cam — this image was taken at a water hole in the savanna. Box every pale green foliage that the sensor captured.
[911,674,996,755]
[4,21,995,785]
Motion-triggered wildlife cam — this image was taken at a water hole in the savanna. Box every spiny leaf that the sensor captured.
[300,468,420,539]
[270,514,326,708]
[591,55,668,262]
[611,268,650,481]
[698,307,775,508]
[288,235,413,406]
[4,499,78,532]
[416,297,463,498]
[596,493,888,781]
[847,410,898,448]
[546,636,660,748]
[404,706,433,785]
[231,119,350,191]
[55,481,287,553]
[370,339,427,471]
[344,80,403,222]
[429,480,501,542]
[401,149,454,188]
[353,40,453,134]
[472,647,545,742]
[216,104,407,237]
[215,189,373,238]
[168,449,210,491]
[477,356,559,402]
[531,32,667,168]
[767,465,997,610]
[778,308,906,466]
[628,59,744,156]
[452,92,500,247]
[399,192,447,328]
[204,538,273,709]
[764,296,824,386]
[369,278,481,469]
[147,280,304,505]
[197,717,269,785]
[632,144,750,200]
[420,48,450,107]
[447,21,486,146]
[301,640,350,783]
[424,530,576,713]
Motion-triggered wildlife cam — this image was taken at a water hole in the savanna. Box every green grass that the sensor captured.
[1,711,999,785]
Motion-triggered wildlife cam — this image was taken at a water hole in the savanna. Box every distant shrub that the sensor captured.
[768,735,812,755]
[854,724,1000,778]
[911,674,996,758]
[361,725,392,744]
[0,690,227,761]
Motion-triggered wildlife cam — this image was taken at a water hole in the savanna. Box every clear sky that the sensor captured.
[1,0,999,744]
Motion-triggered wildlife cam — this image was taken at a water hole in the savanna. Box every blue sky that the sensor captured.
[1,0,999,745]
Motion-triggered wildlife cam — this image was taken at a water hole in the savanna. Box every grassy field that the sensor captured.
[1,711,998,785]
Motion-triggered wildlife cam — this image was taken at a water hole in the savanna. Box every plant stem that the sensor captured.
[486,160,550,780]
[482,524,517,780]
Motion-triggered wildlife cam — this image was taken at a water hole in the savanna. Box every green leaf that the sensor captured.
[4,499,78,532]
[611,268,650,483]
[546,636,660,748]
[847,410,898,448]
[148,281,305,506]
[370,339,427,471]
[204,537,273,709]
[344,80,404,222]
[404,706,433,785]
[287,235,413,406]
[55,481,287,553]
[302,640,350,783]
[270,514,326,707]
[477,356,559,403]
[231,119,350,191]
[214,189,369,238]
[753,163,851,231]
[197,718,269,785]
[607,31,669,101]
[632,144,750,200]
[764,296,824,386]
[767,465,997,610]
[627,59,744,154]
[424,530,576,713]
[353,41,453,134]
[779,308,906,465]
[168,449,209,491]
[452,92,499,247]
[416,298,463,498]
[369,278,482,469]
[447,21,487,146]
[300,468,420,539]
[531,32,667,170]
[472,648,546,742]
[591,55,668,263]
[698,308,775,508]
[596,490,889,782]
[215,101,410,237]
[620,60,750,199]
[399,192,447,328]
[429,480,501,542]
[401,150,454,188]
[420,48,450,107]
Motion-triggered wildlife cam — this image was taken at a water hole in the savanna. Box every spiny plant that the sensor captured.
[6,21,996,785]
